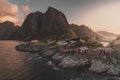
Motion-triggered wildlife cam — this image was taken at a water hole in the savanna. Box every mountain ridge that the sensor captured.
[0,7,101,41]
[0,21,18,40]
[70,24,99,39]
[15,7,77,41]
[96,31,118,37]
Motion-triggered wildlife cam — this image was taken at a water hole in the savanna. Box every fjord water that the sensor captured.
[0,41,64,80]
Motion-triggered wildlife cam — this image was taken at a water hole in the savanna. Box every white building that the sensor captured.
[31,40,39,43]
[58,41,69,52]
[57,41,75,53]
[47,39,56,45]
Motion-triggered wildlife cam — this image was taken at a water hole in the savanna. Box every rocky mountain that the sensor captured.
[0,7,100,41]
[15,7,77,41]
[96,31,117,37]
[0,21,18,40]
[70,24,99,39]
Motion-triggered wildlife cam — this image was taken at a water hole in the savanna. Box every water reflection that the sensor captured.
[0,41,32,80]
[0,41,64,80]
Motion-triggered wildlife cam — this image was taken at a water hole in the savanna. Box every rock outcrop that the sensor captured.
[16,43,45,52]
[42,49,56,57]
[15,7,77,41]
[89,59,120,75]
[52,52,67,62]
[89,60,109,73]
[58,56,89,68]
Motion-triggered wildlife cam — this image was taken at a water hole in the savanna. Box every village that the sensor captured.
[46,38,113,58]
[16,38,120,76]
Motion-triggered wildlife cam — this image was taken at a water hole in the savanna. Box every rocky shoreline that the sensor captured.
[16,42,120,80]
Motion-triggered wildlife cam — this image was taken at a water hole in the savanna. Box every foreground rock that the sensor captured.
[107,64,120,75]
[42,49,56,57]
[58,55,89,68]
[89,59,120,75]
[89,60,109,73]
[108,77,120,80]
[52,52,68,62]
[16,43,44,52]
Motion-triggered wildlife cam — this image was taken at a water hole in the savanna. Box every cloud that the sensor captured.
[0,0,19,16]
[22,5,31,16]
[0,16,18,22]
[0,0,31,26]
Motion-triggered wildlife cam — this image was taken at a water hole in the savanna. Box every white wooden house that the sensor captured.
[57,41,75,53]
[58,41,69,52]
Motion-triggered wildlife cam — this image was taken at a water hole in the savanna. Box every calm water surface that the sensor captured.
[0,41,64,80]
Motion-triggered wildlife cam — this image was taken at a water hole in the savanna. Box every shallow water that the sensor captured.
[0,41,65,80]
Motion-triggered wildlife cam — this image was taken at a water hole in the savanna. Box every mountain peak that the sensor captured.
[46,7,62,14]
[15,7,77,41]
[48,7,55,10]
[47,7,58,11]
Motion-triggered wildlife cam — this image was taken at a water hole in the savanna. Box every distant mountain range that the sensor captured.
[70,24,99,38]
[0,7,103,41]
[96,31,118,37]
[0,21,18,40]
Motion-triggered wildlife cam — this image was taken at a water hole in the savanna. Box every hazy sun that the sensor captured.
[79,1,120,33]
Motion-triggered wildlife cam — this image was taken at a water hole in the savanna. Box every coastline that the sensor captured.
[15,41,120,80]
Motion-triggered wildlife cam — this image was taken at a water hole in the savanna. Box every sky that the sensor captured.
[0,0,120,33]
